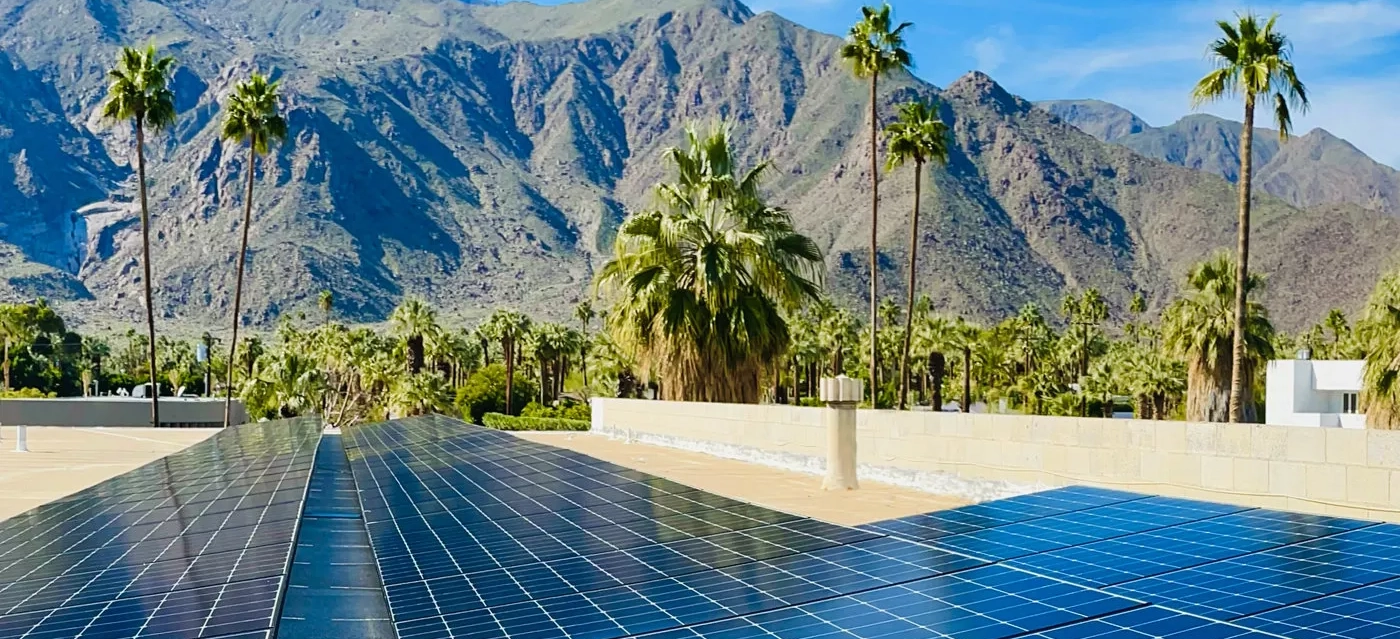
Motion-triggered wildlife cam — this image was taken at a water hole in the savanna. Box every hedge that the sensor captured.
[481,412,590,431]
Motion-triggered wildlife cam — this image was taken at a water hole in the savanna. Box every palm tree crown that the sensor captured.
[221,72,289,153]
[840,4,912,79]
[1191,13,1308,139]
[101,44,177,131]
[884,100,949,172]
[596,122,823,403]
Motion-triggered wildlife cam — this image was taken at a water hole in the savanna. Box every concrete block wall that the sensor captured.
[0,397,248,428]
[592,398,1400,522]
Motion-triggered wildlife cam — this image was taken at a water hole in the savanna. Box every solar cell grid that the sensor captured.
[859,485,1147,543]
[1109,523,1400,620]
[931,496,1248,561]
[1018,605,1273,639]
[0,419,320,639]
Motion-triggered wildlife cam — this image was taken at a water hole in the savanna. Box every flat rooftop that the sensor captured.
[0,426,217,521]
[513,430,967,526]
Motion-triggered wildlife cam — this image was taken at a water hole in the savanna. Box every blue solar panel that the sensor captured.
[635,565,1141,639]
[859,485,1146,542]
[930,496,1248,561]
[1008,509,1375,588]
[0,419,320,639]
[1019,605,1274,639]
[1108,524,1400,620]
[1235,574,1400,638]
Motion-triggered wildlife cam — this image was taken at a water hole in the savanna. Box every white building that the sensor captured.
[1266,359,1366,428]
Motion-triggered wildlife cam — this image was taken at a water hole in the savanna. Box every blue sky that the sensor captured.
[533,0,1400,167]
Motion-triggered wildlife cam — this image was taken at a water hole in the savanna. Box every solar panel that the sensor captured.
[929,496,1248,561]
[1008,509,1376,588]
[634,565,1141,639]
[1234,574,1400,638]
[1108,523,1400,620]
[0,419,320,639]
[1018,605,1274,639]
[859,485,1146,543]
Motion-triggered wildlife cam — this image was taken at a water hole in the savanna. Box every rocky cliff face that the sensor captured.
[0,0,1393,332]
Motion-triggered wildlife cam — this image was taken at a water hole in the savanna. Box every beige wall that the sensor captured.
[0,397,247,428]
[592,398,1400,522]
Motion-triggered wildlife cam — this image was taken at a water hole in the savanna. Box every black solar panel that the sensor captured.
[0,419,320,639]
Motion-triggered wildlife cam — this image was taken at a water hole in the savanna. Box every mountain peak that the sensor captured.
[1036,99,1148,142]
[944,71,1022,113]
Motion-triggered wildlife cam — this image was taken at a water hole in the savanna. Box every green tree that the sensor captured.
[389,297,439,375]
[102,43,177,427]
[841,2,911,402]
[884,100,949,409]
[481,309,532,414]
[596,123,823,403]
[319,290,334,325]
[575,300,595,393]
[1192,13,1307,423]
[1164,254,1275,422]
[391,371,452,417]
[221,71,288,427]
[1358,269,1400,428]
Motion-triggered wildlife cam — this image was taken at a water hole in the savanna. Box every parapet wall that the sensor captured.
[0,397,248,428]
[591,398,1400,522]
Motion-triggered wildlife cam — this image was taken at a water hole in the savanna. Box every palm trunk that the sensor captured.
[3,337,9,390]
[868,71,880,406]
[504,339,514,415]
[898,161,922,410]
[137,121,161,428]
[961,345,971,413]
[1228,98,1255,424]
[929,351,945,411]
[224,145,257,428]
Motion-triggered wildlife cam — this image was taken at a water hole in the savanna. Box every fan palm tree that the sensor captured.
[102,43,177,427]
[482,309,531,414]
[389,297,438,375]
[1359,269,1400,429]
[220,71,287,427]
[1164,253,1275,422]
[841,3,912,402]
[390,371,452,417]
[596,122,823,403]
[319,290,334,325]
[884,100,949,409]
[1191,13,1307,423]
[575,300,595,392]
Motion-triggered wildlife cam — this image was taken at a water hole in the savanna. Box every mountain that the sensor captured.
[0,0,1394,333]
[1040,101,1400,216]
[1037,100,1148,143]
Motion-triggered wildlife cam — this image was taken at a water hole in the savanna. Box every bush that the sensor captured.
[521,400,591,421]
[0,388,55,399]
[482,412,590,431]
[455,364,537,423]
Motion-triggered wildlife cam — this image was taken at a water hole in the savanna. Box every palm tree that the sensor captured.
[389,297,438,375]
[841,3,912,403]
[1359,269,1400,429]
[220,71,287,427]
[390,372,452,417]
[1192,13,1307,423]
[102,44,177,427]
[884,100,949,409]
[575,300,595,393]
[1164,253,1275,422]
[596,123,823,403]
[319,290,334,325]
[483,309,531,414]
[913,314,956,410]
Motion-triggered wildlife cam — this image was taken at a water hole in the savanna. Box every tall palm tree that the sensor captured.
[1191,13,1307,423]
[841,3,912,403]
[596,123,823,403]
[102,44,177,427]
[389,297,439,375]
[575,300,595,393]
[884,100,949,409]
[319,290,334,325]
[1164,253,1275,422]
[220,71,287,427]
[483,309,531,414]
[1359,269,1400,429]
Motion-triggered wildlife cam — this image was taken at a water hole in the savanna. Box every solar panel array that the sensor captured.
[345,415,1400,639]
[0,419,320,639]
